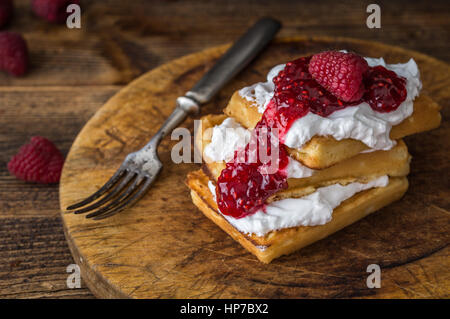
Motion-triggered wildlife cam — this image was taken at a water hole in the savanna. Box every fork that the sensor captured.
[66,18,281,220]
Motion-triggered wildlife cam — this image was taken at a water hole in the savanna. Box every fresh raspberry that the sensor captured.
[32,0,80,24]
[0,0,13,29]
[308,51,369,102]
[0,31,28,76]
[8,136,64,184]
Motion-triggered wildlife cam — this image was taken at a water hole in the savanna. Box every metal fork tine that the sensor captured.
[73,172,136,214]
[66,168,126,210]
[91,176,154,220]
[84,175,145,219]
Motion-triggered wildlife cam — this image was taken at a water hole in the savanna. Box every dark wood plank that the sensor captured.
[0,216,93,298]
[84,0,450,63]
[0,87,119,298]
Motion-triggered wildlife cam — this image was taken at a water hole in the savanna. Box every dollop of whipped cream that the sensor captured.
[203,117,315,178]
[209,175,389,236]
[239,56,422,150]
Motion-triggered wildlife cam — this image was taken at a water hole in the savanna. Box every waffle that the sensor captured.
[224,91,441,169]
[186,169,408,263]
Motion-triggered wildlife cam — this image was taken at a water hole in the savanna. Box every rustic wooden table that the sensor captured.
[0,0,448,299]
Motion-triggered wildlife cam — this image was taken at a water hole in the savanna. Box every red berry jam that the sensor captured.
[216,55,407,218]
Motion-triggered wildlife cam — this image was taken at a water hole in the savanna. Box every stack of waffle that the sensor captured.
[186,55,441,263]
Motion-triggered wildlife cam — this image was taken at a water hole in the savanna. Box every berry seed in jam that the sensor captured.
[216,52,408,219]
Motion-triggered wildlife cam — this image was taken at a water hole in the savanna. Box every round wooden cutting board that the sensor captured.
[59,37,450,299]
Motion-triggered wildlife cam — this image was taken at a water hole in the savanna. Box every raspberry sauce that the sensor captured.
[216,55,407,219]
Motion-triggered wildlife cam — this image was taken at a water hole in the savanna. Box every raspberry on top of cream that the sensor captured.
[209,175,389,236]
[214,51,414,220]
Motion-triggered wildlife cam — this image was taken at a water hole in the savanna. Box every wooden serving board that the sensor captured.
[59,37,450,299]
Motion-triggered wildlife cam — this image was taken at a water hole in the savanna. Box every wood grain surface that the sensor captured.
[0,0,449,299]
[59,37,450,298]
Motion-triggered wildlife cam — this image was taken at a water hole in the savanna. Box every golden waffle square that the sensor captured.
[197,114,410,201]
[186,169,408,263]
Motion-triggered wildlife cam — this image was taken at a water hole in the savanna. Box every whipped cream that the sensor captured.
[203,117,251,163]
[239,56,422,150]
[203,117,315,179]
[208,175,389,236]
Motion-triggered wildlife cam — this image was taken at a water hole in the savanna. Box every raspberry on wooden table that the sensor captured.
[0,31,28,76]
[32,0,80,23]
[8,136,65,184]
[308,51,369,102]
